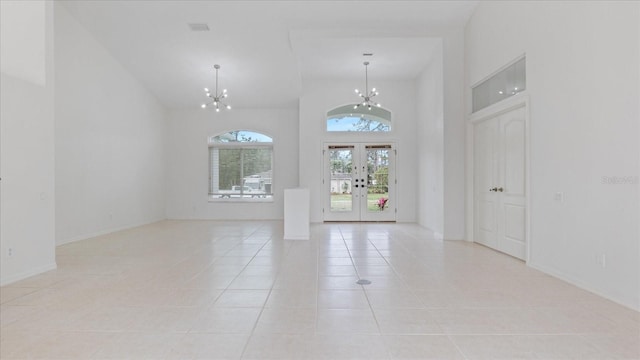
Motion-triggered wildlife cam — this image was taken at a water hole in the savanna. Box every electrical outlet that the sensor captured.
[554,192,564,202]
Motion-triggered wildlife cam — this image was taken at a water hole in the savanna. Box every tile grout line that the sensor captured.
[238,225,296,360]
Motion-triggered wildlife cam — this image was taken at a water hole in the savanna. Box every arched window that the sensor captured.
[326,104,391,132]
[208,130,273,201]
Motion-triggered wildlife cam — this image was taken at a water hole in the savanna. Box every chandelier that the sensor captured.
[202,64,231,112]
[354,61,380,110]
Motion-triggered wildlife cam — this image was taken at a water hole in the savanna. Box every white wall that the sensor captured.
[165,108,299,220]
[299,79,418,223]
[442,30,466,241]
[416,43,444,235]
[465,1,640,310]
[0,1,56,285]
[415,32,466,241]
[55,4,167,245]
[0,0,46,86]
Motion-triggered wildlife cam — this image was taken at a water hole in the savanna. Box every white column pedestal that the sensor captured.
[284,188,310,240]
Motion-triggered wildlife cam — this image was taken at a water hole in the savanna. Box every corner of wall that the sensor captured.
[442,28,466,241]
[0,0,56,285]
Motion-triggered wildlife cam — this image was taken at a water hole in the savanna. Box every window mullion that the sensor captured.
[240,149,244,196]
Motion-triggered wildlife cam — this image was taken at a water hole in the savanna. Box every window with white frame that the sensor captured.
[208,130,273,201]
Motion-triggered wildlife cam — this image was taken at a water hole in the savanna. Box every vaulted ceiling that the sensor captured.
[59,1,478,110]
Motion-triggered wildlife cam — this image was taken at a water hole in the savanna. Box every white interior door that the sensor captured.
[498,107,527,259]
[474,119,499,249]
[324,143,396,222]
[474,106,527,259]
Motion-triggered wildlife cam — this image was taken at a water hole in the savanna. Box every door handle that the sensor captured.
[489,187,497,192]
[497,187,504,192]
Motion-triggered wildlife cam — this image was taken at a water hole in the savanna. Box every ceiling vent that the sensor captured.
[188,23,210,32]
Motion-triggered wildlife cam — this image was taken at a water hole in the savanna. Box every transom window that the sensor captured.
[472,56,526,113]
[326,105,391,132]
[209,130,273,201]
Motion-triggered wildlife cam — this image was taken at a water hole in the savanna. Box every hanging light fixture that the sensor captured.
[201,64,231,112]
[354,61,380,110]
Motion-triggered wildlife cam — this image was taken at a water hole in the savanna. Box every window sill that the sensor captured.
[208,195,274,203]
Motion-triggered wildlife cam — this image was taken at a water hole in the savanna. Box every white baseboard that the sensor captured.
[56,217,166,246]
[0,262,58,287]
[528,261,640,312]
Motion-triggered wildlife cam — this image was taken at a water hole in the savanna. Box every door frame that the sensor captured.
[322,142,397,222]
[466,93,531,263]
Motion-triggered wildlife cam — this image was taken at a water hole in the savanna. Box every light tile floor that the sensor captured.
[1,221,638,359]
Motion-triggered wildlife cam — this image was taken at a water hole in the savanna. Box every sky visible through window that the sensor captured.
[212,130,272,143]
[327,116,390,132]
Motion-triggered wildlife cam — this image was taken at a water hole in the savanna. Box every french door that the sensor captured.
[474,105,527,260]
[323,143,396,222]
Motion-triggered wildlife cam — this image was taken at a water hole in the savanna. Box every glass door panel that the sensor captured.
[324,143,395,222]
[366,146,390,212]
[329,147,354,212]
[324,145,359,221]
[361,145,395,222]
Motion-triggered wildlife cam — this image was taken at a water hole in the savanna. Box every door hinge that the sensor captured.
[395,208,397,213]
[322,149,325,155]
[395,179,397,184]
[322,208,325,213]
[394,149,397,155]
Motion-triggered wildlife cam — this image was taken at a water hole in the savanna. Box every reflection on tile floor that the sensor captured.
[1,220,638,359]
